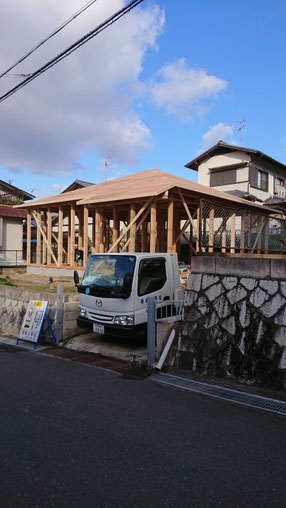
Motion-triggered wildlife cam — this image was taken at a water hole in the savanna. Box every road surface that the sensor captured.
[1,343,285,507]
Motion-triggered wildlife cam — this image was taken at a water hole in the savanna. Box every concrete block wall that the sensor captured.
[176,257,286,389]
[0,286,81,341]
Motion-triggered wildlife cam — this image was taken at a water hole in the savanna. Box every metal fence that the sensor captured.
[201,201,286,254]
[0,249,26,266]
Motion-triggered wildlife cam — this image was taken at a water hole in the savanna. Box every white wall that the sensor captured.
[1,218,23,262]
[198,152,250,186]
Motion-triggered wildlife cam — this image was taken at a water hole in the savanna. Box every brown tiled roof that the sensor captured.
[0,204,27,218]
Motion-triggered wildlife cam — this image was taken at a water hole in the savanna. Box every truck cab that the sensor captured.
[76,252,183,338]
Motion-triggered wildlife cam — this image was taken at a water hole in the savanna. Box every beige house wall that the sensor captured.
[0,217,23,262]
[198,150,284,202]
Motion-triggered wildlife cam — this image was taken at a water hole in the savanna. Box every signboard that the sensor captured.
[17,300,53,349]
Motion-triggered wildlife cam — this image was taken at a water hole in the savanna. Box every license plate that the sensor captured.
[93,323,105,334]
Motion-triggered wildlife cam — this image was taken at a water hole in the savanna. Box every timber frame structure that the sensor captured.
[17,169,286,271]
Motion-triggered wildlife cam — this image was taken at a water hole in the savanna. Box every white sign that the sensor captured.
[18,300,49,344]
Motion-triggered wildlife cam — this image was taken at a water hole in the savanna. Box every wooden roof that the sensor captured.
[17,169,277,213]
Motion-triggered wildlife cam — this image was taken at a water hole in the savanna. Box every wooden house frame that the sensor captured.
[17,169,285,272]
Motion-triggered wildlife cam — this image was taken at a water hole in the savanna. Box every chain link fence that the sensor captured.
[201,201,286,254]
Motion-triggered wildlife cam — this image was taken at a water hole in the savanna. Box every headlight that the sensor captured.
[114,315,134,326]
[79,309,87,318]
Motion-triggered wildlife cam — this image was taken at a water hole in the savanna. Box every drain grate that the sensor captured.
[150,373,286,416]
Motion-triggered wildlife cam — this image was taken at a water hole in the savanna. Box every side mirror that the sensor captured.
[74,270,79,286]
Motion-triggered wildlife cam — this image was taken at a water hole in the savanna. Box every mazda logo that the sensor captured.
[96,300,102,307]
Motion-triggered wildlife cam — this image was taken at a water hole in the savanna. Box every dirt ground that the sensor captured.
[0,269,77,294]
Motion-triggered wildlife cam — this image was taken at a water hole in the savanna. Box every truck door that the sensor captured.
[134,257,171,325]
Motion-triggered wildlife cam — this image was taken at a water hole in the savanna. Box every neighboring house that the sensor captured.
[0,181,34,266]
[62,179,94,193]
[0,179,35,204]
[0,204,27,265]
[185,141,286,212]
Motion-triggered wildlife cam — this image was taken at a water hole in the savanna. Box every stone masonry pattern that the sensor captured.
[179,274,286,389]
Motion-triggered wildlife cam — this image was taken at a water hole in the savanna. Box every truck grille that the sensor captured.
[88,312,114,323]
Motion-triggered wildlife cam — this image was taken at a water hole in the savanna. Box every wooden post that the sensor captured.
[257,216,262,253]
[209,208,214,253]
[112,207,119,253]
[70,204,75,265]
[265,217,269,254]
[42,211,47,264]
[129,203,136,252]
[78,210,83,252]
[230,212,236,254]
[141,221,147,252]
[167,198,174,253]
[95,208,102,253]
[36,210,41,264]
[156,210,165,253]
[47,208,52,264]
[32,211,59,267]
[100,210,105,253]
[83,205,89,266]
[58,206,63,266]
[196,205,200,253]
[92,209,96,255]
[240,215,245,254]
[150,201,157,253]
[26,210,31,264]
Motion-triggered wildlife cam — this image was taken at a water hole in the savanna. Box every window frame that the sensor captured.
[137,257,167,297]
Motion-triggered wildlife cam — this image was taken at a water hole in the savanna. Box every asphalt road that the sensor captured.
[1,342,286,508]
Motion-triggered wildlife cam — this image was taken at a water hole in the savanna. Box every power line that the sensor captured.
[0,0,100,79]
[0,0,144,104]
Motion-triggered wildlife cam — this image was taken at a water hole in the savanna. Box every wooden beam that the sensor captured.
[121,205,151,253]
[36,210,41,264]
[150,201,157,253]
[47,208,52,264]
[178,188,198,237]
[83,205,89,266]
[108,196,153,253]
[26,211,31,264]
[182,233,196,255]
[58,206,63,265]
[175,219,190,245]
[251,217,267,254]
[32,211,59,267]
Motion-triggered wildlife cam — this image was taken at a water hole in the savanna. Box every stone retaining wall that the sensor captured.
[0,286,81,340]
[176,257,286,389]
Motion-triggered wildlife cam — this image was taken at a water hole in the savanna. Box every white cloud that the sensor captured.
[201,122,234,149]
[149,58,228,120]
[0,0,165,174]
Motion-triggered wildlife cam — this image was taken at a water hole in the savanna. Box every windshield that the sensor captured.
[81,255,136,298]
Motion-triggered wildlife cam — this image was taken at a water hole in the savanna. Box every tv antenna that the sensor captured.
[232,118,246,145]
[104,159,112,182]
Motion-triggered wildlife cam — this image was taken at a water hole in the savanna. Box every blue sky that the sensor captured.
[0,0,285,198]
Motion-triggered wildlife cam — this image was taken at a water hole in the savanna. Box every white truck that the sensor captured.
[74,252,183,338]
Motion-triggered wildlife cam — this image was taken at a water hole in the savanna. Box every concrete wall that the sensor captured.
[0,285,81,341]
[176,256,286,389]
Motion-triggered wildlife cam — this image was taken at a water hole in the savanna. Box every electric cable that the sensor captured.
[0,0,143,104]
[0,0,100,79]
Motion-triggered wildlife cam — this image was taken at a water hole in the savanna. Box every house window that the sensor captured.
[275,177,284,194]
[210,169,237,187]
[249,166,268,192]
[257,170,268,192]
